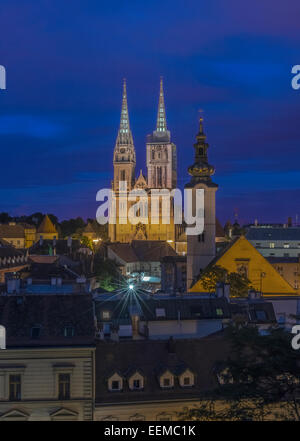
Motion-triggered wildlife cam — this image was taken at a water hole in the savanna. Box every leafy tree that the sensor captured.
[227,272,252,298]
[179,325,300,421]
[199,265,252,297]
[80,235,94,251]
[60,217,86,238]
[200,265,227,293]
[94,254,121,292]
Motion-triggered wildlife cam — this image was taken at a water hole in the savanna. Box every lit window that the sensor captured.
[284,243,289,248]
[155,308,166,318]
[9,375,21,401]
[58,373,70,400]
[183,377,190,385]
[216,308,223,316]
[102,311,110,320]
[269,243,275,248]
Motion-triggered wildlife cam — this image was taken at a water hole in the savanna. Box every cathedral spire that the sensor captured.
[116,79,134,146]
[156,77,167,132]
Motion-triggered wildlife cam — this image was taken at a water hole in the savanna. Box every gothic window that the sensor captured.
[157,167,162,187]
[120,170,126,181]
[152,150,155,160]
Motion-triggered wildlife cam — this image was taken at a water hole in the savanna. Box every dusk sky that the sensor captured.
[0,0,299,225]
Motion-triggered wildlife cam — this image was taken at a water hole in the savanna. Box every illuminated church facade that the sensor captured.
[108,79,186,252]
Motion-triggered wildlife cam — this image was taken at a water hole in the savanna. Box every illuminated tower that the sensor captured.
[186,117,218,289]
[146,78,177,189]
[109,80,136,242]
[113,79,136,192]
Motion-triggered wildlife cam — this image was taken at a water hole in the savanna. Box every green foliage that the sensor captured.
[200,265,252,296]
[227,272,252,297]
[180,326,300,421]
[80,235,94,251]
[200,265,227,293]
[94,254,121,292]
[60,217,86,238]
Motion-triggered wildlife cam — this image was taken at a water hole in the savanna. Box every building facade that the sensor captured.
[108,79,184,249]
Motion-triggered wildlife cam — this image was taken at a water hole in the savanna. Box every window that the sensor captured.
[255,310,267,321]
[0,325,6,349]
[102,311,110,319]
[64,326,74,337]
[9,375,21,401]
[284,243,289,248]
[58,374,70,400]
[183,377,190,386]
[133,379,140,389]
[278,313,286,325]
[111,380,120,391]
[120,170,125,181]
[31,326,41,339]
[216,308,223,316]
[269,243,275,248]
[163,378,170,387]
[155,308,166,318]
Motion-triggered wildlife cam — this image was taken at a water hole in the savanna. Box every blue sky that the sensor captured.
[0,0,299,225]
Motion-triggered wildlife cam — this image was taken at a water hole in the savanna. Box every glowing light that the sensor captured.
[129,284,134,290]
[167,240,173,243]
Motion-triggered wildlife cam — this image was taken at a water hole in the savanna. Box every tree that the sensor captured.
[199,265,252,297]
[60,217,86,238]
[200,265,227,293]
[94,254,121,292]
[179,325,300,421]
[80,236,94,251]
[227,272,252,298]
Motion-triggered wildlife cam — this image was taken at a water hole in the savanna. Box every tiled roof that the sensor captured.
[37,215,58,234]
[95,294,231,323]
[108,241,177,263]
[246,227,300,241]
[95,336,230,404]
[0,294,95,347]
[0,224,25,239]
[267,256,299,264]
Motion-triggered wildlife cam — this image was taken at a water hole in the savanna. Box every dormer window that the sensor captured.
[178,369,195,387]
[108,373,123,392]
[159,370,174,389]
[128,370,144,390]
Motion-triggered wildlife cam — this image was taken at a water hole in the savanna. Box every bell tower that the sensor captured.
[186,117,218,289]
[146,78,177,189]
[113,79,136,191]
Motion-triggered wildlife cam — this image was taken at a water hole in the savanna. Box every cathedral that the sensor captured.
[108,79,186,252]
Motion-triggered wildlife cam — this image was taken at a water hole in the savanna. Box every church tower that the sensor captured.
[186,117,218,289]
[113,79,136,192]
[146,78,177,189]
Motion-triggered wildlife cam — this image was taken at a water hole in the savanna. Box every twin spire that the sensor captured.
[116,77,168,147]
[116,79,134,147]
